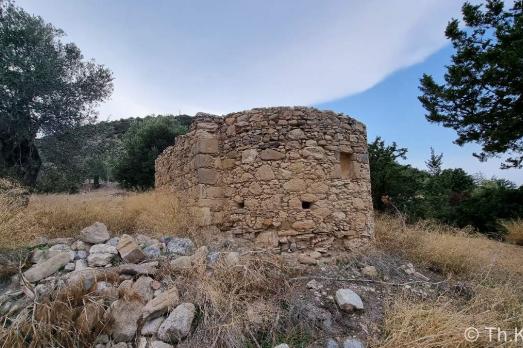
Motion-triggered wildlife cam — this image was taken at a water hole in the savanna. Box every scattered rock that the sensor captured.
[143,244,161,258]
[49,243,71,252]
[335,289,364,312]
[106,237,120,247]
[142,286,180,320]
[166,238,194,256]
[75,250,88,260]
[170,256,192,271]
[326,338,340,348]
[75,259,88,271]
[95,281,119,300]
[207,251,220,265]
[135,234,156,247]
[274,344,290,348]
[64,262,75,272]
[66,269,99,290]
[117,234,146,263]
[119,279,134,291]
[151,280,162,290]
[31,249,48,264]
[110,298,144,342]
[118,262,159,276]
[111,343,128,348]
[150,341,174,348]
[71,240,88,251]
[361,266,378,278]
[299,301,332,331]
[157,302,196,342]
[133,276,154,302]
[94,334,109,344]
[23,252,71,282]
[343,338,365,348]
[142,316,165,336]
[137,336,148,348]
[79,222,110,244]
[87,252,114,267]
[90,244,118,254]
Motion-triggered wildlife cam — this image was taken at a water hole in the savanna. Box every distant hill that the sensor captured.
[35,115,192,192]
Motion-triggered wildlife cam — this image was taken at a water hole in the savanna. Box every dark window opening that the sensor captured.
[237,200,245,209]
[302,201,312,209]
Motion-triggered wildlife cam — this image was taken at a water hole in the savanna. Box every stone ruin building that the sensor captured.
[155,106,373,261]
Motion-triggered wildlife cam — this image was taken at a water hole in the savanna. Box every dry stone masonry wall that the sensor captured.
[155,107,373,260]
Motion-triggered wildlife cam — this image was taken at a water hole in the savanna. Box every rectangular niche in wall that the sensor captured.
[340,152,356,179]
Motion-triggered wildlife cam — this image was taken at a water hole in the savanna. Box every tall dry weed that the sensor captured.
[0,190,185,249]
[503,219,523,246]
[378,282,523,348]
[374,215,523,280]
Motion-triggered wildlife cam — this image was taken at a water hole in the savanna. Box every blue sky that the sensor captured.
[16,0,522,184]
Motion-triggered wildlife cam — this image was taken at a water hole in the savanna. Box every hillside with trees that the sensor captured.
[36,115,191,192]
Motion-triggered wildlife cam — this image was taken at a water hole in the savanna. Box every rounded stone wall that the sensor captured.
[156,107,373,260]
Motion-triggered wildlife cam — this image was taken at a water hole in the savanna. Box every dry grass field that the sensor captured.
[0,189,184,250]
[1,190,522,347]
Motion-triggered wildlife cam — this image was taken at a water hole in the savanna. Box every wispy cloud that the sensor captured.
[19,0,462,118]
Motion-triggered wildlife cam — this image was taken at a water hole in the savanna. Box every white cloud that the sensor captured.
[19,0,462,117]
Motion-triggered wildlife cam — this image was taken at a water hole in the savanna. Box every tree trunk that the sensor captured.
[0,134,42,187]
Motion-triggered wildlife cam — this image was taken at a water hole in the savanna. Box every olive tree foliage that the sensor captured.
[419,0,523,168]
[113,116,189,190]
[0,1,113,185]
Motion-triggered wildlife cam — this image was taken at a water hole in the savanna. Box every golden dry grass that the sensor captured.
[2,190,523,347]
[379,283,523,348]
[504,219,523,246]
[0,190,185,249]
[374,215,523,348]
[374,215,523,280]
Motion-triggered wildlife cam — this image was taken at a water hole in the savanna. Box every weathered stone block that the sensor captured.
[194,137,218,154]
[259,149,285,160]
[197,168,218,184]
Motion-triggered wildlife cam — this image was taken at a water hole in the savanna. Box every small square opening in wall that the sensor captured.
[340,152,355,179]
[237,200,245,209]
[302,201,312,209]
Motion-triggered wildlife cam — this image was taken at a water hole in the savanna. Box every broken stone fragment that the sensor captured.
[150,341,174,348]
[335,289,364,312]
[90,244,117,254]
[259,148,285,160]
[87,252,114,267]
[142,316,165,336]
[142,286,180,320]
[166,238,194,256]
[23,252,71,282]
[109,298,144,342]
[157,302,196,343]
[343,338,365,348]
[132,276,154,302]
[79,222,110,244]
[118,261,159,276]
[170,256,192,271]
[117,234,146,263]
[143,244,162,258]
